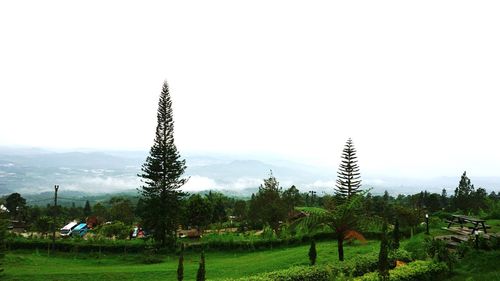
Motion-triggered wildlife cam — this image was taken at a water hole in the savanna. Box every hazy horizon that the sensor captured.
[1,145,499,197]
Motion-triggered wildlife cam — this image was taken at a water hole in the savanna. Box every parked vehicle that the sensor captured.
[71,223,89,237]
[60,221,78,237]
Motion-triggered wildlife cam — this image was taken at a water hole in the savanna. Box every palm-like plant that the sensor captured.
[293,195,366,261]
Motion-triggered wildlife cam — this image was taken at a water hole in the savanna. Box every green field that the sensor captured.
[3,240,378,280]
[4,220,500,280]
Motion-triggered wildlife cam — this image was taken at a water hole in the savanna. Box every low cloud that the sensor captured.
[182,175,218,192]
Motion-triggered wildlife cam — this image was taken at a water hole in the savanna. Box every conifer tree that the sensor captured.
[196,251,206,281]
[308,240,317,265]
[378,222,390,281]
[335,138,362,200]
[177,244,184,281]
[453,171,475,212]
[250,171,287,234]
[83,200,92,217]
[138,81,187,248]
[392,219,400,250]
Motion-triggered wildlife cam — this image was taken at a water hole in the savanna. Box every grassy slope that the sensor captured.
[3,240,378,281]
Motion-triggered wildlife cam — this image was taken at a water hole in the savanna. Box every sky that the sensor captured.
[1,1,500,179]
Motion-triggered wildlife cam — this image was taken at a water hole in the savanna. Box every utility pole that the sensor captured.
[52,184,59,251]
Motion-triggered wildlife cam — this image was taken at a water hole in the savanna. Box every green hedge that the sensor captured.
[224,265,333,281]
[354,260,448,281]
[6,237,151,253]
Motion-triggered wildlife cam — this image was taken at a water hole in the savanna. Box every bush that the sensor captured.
[424,238,458,271]
[6,236,151,253]
[456,239,473,258]
[96,221,130,239]
[403,238,428,260]
[489,235,500,250]
[355,260,448,281]
[432,211,453,220]
[223,265,333,281]
[308,240,316,265]
[389,249,412,263]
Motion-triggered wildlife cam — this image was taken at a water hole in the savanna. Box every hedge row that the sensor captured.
[6,227,425,253]
[6,233,340,253]
[224,249,413,281]
[224,265,333,281]
[6,237,151,253]
[354,260,448,281]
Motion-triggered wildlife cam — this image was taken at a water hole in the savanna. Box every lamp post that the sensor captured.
[425,213,429,235]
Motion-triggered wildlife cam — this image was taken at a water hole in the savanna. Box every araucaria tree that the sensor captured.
[335,138,362,200]
[139,81,187,248]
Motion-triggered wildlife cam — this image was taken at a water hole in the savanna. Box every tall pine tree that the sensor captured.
[335,138,362,200]
[139,81,187,248]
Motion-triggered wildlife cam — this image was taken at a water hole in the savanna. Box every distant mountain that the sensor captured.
[0,146,499,197]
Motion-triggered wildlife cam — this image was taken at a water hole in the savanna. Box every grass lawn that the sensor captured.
[3,240,379,280]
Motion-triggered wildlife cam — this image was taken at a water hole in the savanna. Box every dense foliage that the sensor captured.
[355,260,448,281]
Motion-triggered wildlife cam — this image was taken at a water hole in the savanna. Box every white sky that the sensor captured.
[1,1,500,178]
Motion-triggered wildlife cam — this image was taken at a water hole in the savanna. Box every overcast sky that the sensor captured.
[1,1,499,178]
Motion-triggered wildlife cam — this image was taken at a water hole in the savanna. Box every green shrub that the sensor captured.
[456,240,472,258]
[308,240,317,266]
[355,260,448,281]
[223,265,333,281]
[489,235,500,250]
[424,238,458,271]
[389,249,412,263]
[403,238,428,260]
[6,236,150,253]
[96,221,130,239]
[432,211,453,220]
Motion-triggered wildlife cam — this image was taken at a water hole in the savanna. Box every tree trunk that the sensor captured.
[337,235,344,261]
